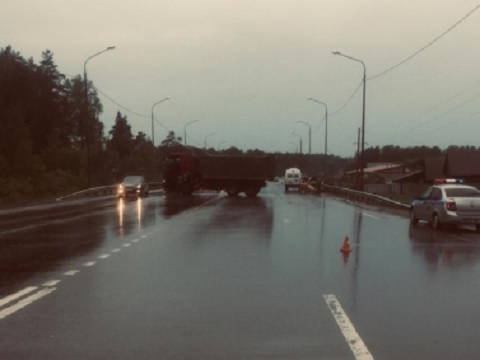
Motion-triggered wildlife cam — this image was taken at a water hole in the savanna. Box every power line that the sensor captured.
[312,117,326,134]
[369,3,480,80]
[404,109,480,145]
[330,80,363,116]
[153,118,171,132]
[418,79,480,116]
[326,4,480,125]
[373,90,480,144]
[95,86,150,119]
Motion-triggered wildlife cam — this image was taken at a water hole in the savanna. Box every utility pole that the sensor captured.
[357,128,361,190]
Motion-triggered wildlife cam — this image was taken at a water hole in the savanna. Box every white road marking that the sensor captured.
[0,287,56,320]
[132,239,140,243]
[98,254,110,259]
[42,280,61,287]
[0,286,38,308]
[83,261,96,267]
[323,294,374,360]
[64,270,80,276]
[140,235,147,239]
[122,243,131,248]
[284,218,291,224]
[112,248,121,253]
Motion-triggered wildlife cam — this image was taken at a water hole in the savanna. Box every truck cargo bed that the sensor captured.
[196,155,274,180]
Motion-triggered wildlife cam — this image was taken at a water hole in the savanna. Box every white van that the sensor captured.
[284,168,302,191]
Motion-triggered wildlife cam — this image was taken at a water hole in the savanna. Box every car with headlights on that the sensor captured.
[410,179,480,232]
[117,176,149,199]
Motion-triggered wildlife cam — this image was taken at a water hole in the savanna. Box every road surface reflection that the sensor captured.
[408,224,480,271]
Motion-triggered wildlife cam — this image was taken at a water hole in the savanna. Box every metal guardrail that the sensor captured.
[323,184,410,210]
[56,182,164,201]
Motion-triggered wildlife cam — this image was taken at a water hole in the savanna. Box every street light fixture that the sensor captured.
[296,121,311,155]
[151,97,170,146]
[204,132,215,149]
[332,50,367,191]
[291,132,303,154]
[307,97,328,157]
[184,120,199,147]
[84,45,115,187]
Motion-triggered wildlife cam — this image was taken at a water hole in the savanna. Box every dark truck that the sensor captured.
[162,153,275,197]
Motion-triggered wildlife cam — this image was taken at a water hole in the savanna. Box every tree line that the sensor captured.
[1,46,477,204]
[0,46,157,203]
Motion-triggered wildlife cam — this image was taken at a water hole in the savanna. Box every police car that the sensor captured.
[410,179,480,232]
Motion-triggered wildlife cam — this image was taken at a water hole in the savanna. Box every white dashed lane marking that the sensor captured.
[0,234,148,322]
[324,294,374,360]
[64,270,80,276]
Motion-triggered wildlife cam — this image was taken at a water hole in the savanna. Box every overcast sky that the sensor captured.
[2,0,480,157]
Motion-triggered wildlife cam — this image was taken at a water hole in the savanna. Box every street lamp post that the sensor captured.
[307,97,328,157]
[332,50,367,191]
[291,132,303,154]
[84,46,115,187]
[184,120,199,147]
[204,132,215,149]
[296,121,311,154]
[151,97,170,146]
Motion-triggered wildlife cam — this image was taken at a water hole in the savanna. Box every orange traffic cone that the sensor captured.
[340,235,352,253]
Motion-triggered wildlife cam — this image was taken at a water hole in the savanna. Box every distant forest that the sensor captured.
[0,46,478,204]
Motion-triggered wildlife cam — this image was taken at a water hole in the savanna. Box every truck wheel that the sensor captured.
[226,185,239,197]
[245,187,261,197]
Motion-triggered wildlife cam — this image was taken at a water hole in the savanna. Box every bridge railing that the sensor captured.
[323,184,409,210]
[56,182,164,201]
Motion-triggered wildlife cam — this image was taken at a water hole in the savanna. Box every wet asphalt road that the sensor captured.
[0,183,480,359]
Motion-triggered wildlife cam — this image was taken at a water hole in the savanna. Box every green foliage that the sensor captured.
[0,46,103,203]
[363,145,442,164]
[1,45,479,204]
[108,111,134,159]
[160,131,182,148]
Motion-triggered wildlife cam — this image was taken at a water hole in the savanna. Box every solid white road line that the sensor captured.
[0,287,56,320]
[0,286,38,308]
[323,294,374,360]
